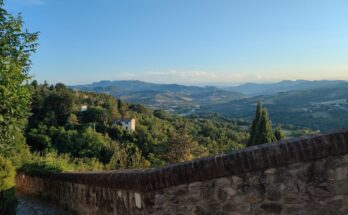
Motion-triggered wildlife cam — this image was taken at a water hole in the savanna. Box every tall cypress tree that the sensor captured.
[258,109,276,144]
[248,101,262,146]
[248,102,276,146]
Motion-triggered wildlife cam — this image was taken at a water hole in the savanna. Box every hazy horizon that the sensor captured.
[6,0,348,85]
[65,78,346,88]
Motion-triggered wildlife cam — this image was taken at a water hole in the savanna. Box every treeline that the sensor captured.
[25,81,249,170]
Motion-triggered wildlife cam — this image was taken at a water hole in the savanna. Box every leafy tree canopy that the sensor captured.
[0,0,38,155]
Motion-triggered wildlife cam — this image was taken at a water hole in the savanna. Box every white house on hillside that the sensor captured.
[80,105,88,112]
[113,118,136,131]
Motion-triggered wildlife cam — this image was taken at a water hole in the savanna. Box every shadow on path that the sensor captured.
[16,195,74,215]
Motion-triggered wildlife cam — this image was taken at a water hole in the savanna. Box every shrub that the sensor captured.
[0,156,15,190]
[0,156,17,215]
[19,152,105,176]
[20,160,65,177]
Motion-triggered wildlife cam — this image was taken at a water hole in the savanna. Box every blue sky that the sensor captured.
[5,0,348,85]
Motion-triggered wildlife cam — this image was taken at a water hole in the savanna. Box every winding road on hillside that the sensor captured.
[16,195,74,215]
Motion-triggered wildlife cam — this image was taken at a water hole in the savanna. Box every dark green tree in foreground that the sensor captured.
[248,102,276,147]
[0,1,38,213]
[0,0,38,155]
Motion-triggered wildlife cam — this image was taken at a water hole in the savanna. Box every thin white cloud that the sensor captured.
[113,66,348,86]
[113,70,261,85]
[117,73,136,79]
[147,70,218,79]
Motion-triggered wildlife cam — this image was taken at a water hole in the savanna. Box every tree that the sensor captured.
[67,114,79,128]
[0,0,38,155]
[104,97,120,119]
[50,127,111,160]
[248,102,276,146]
[248,102,262,146]
[118,99,127,118]
[26,124,52,152]
[163,125,208,164]
[274,127,285,141]
[44,90,74,126]
[81,106,110,127]
[106,143,150,170]
[258,109,276,143]
[154,109,170,120]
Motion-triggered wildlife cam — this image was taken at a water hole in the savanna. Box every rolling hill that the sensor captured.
[222,80,346,96]
[200,83,348,131]
[72,80,348,131]
[71,80,245,114]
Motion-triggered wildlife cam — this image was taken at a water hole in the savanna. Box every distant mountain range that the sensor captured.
[71,80,245,114]
[201,82,348,131]
[223,80,347,96]
[72,79,348,131]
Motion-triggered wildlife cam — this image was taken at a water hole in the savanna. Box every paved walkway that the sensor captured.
[16,195,74,215]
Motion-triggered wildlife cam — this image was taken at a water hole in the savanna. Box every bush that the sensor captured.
[0,156,17,215]
[19,152,105,176]
[0,156,15,190]
[20,161,65,177]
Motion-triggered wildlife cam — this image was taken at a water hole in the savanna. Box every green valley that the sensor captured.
[200,83,348,131]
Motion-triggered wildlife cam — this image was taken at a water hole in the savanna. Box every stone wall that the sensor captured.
[16,129,348,214]
[16,173,145,215]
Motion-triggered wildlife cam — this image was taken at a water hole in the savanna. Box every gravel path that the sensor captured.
[16,195,74,215]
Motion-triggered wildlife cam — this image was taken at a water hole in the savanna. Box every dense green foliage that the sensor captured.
[25,82,249,169]
[0,1,38,213]
[274,127,285,141]
[248,102,276,146]
[0,156,15,191]
[163,124,208,163]
[0,0,38,156]
[19,152,104,176]
[0,156,17,215]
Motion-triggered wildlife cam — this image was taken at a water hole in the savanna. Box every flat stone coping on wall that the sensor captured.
[38,129,348,192]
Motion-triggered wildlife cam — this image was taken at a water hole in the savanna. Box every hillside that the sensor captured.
[222,80,346,96]
[200,83,348,131]
[72,80,348,131]
[26,81,252,170]
[72,80,245,114]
